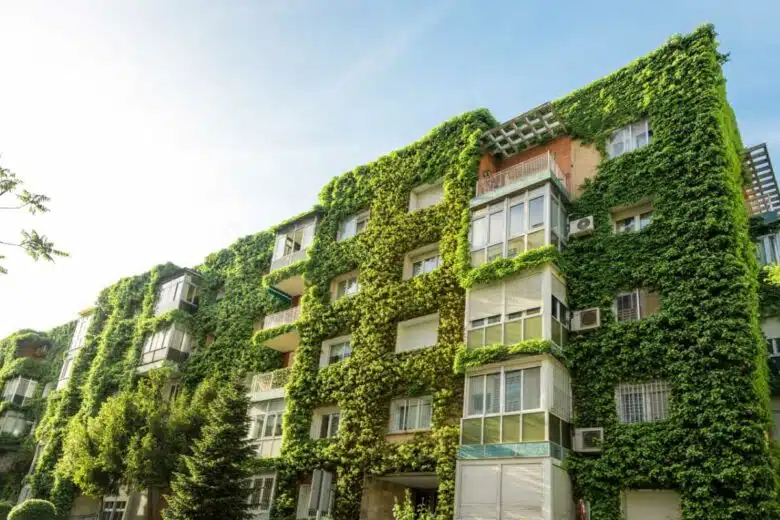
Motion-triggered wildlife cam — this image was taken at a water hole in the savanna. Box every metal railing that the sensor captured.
[476,152,568,196]
[248,368,291,394]
[270,249,308,272]
[263,306,301,330]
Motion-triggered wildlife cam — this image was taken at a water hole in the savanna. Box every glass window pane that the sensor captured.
[489,211,504,244]
[467,376,484,415]
[551,321,561,346]
[412,261,423,277]
[522,412,545,442]
[549,414,561,445]
[471,217,487,248]
[483,416,501,444]
[502,415,521,443]
[462,418,482,445]
[507,237,525,258]
[484,324,502,346]
[639,211,653,229]
[524,316,542,339]
[467,329,484,350]
[419,398,432,428]
[529,197,544,229]
[407,400,419,430]
[523,367,541,410]
[487,244,503,262]
[509,203,525,236]
[504,321,523,344]
[471,249,485,267]
[551,198,560,234]
[485,374,501,414]
[504,371,523,412]
[616,217,635,233]
[561,421,572,449]
[527,230,544,251]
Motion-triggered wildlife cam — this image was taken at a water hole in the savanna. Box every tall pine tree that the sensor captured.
[163,378,253,520]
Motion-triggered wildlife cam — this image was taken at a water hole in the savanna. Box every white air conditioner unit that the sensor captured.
[573,427,603,453]
[571,308,601,331]
[569,216,595,237]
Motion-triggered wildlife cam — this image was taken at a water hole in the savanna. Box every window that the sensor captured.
[461,367,547,445]
[467,273,546,349]
[69,315,92,352]
[608,120,652,158]
[315,410,341,439]
[273,219,316,261]
[167,382,182,401]
[298,470,335,520]
[611,201,653,234]
[389,396,433,433]
[0,411,31,436]
[616,381,669,423]
[101,499,127,520]
[550,296,569,348]
[757,233,780,266]
[249,398,286,440]
[248,473,276,514]
[320,335,352,368]
[614,289,660,322]
[403,244,440,280]
[2,377,38,407]
[337,210,370,241]
[141,324,194,365]
[395,314,439,353]
[409,181,444,211]
[59,356,75,382]
[470,186,565,267]
[155,274,200,314]
[331,271,360,300]
[768,338,780,358]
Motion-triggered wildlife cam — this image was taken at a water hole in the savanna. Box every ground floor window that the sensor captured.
[248,473,276,516]
[101,498,127,520]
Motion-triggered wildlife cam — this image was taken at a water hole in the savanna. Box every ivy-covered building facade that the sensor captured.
[1,24,779,520]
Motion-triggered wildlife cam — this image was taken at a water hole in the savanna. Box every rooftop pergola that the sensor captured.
[743,143,780,216]
[480,103,567,159]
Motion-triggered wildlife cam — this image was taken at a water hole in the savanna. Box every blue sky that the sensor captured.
[0,0,778,336]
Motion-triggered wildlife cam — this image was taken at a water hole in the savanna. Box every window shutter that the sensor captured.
[501,463,544,519]
[308,470,323,515]
[469,284,503,321]
[318,471,334,514]
[458,465,499,519]
[296,485,311,519]
[505,273,543,314]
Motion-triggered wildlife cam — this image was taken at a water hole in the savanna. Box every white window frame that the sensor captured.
[757,232,780,266]
[320,335,352,368]
[331,271,360,301]
[2,377,38,407]
[337,210,370,241]
[312,407,341,440]
[388,396,433,433]
[69,314,92,352]
[248,472,276,515]
[768,338,780,358]
[409,179,444,211]
[469,184,566,267]
[610,202,655,234]
[615,381,670,423]
[607,119,652,159]
[249,398,286,440]
[395,313,439,353]
[101,497,128,520]
[403,243,441,280]
[461,365,545,445]
[613,289,659,322]
[273,218,317,262]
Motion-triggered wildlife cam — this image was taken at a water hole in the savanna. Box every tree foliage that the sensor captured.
[163,378,253,520]
[0,164,66,274]
[8,499,57,520]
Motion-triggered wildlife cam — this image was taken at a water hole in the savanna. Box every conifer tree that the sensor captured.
[163,378,252,520]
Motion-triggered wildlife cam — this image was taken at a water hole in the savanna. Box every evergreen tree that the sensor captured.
[163,378,253,520]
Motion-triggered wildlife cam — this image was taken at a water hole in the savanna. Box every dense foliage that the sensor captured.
[7,499,56,520]
[557,25,778,519]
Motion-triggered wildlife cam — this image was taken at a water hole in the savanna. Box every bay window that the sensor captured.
[470,184,566,267]
[155,272,200,315]
[140,324,194,367]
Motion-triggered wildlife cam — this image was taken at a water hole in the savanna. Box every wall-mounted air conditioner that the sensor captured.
[573,427,604,453]
[571,308,601,331]
[569,216,595,237]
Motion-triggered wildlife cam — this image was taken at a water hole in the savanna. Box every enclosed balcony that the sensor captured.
[473,152,570,209]
[268,216,316,298]
[138,324,194,373]
[260,306,301,352]
[0,411,32,437]
[154,270,200,316]
[2,377,38,407]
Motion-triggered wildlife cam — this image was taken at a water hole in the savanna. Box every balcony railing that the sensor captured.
[476,152,569,197]
[270,249,308,272]
[264,306,301,330]
[248,368,291,394]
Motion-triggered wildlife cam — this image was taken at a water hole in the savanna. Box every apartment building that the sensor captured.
[6,25,779,520]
